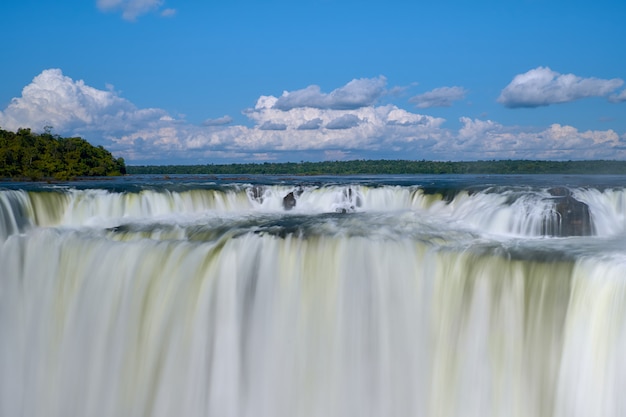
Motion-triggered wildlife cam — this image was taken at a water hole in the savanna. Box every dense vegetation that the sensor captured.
[4,125,626,179]
[128,159,626,176]
[0,128,126,180]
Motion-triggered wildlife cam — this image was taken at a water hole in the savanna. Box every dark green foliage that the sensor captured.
[0,128,126,180]
[127,159,626,176]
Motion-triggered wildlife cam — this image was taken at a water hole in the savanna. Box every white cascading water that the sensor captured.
[2,178,626,417]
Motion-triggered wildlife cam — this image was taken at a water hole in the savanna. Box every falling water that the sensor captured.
[1,174,626,417]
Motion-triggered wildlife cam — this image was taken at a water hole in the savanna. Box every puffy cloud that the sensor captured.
[386,108,435,126]
[96,0,173,21]
[443,117,623,160]
[458,117,500,140]
[0,69,167,135]
[273,76,387,110]
[409,86,468,108]
[543,123,619,146]
[1,68,625,164]
[243,93,445,150]
[498,67,624,108]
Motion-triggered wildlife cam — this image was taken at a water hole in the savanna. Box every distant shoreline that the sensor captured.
[126,160,626,176]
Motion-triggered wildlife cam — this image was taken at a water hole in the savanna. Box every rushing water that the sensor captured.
[2,174,626,417]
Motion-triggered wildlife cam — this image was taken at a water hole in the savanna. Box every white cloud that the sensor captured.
[242,92,446,152]
[410,86,468,108]
[498,67,624,108]
[386,108,434,126]
[458,117,500,140]
[1,69,625,164]
[444,117,623,159]
[0,69,167,135]
[273,76,387,110]
[96,0,173,21]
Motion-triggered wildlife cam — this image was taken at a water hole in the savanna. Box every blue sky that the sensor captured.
[1,0,625,164]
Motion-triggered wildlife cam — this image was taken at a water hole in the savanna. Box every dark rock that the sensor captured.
[544,194,593,236]
[282,187,303,210]
[283,192,297,210]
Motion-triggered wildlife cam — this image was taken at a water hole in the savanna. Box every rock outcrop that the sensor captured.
[283,192,296,210]
[282,187,303,210]
[545,188,593,236]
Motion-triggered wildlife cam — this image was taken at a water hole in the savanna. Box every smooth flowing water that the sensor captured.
[2,174,626,417]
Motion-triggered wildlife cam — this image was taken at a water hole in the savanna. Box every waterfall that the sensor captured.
[2,175,626,416]
[2,184,619,237]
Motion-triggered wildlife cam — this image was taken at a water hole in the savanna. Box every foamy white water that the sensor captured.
[2,174,626,417]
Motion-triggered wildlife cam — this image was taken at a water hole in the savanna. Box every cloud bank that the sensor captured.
[1,69,624,164]
[498,67,624,108]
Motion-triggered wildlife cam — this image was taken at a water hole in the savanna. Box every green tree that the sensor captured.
[0,128,126,180]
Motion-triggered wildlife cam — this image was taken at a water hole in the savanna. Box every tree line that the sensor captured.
[4,126,626,179]
[0,128,126,180]
[127,159,626,176]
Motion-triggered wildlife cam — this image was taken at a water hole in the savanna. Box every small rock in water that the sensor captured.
[282,187,304,210]
[544,189,592,236]
[554,195,592,236]
[283,192,297,210]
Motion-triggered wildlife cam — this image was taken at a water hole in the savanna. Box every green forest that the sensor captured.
[0,128,126,180]
[4,126,626,179]
[128,159,626,176]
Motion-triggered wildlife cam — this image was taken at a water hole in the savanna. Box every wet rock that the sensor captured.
[544,190,592,236]
[283,192,297,210]
[282,187,304,210]
[554,195,592,236]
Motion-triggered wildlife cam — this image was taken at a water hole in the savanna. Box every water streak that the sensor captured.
[2,176,626,416]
